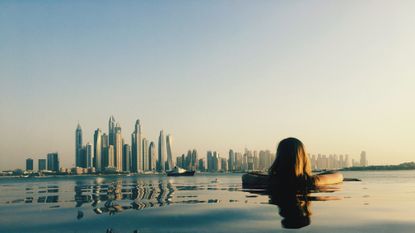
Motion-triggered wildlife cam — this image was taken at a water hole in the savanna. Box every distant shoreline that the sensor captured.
[340,162,415,171]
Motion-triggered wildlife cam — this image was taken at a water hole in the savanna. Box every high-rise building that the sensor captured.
[221,158,227,172]
[75,123,83,168]
[123,144,131,172]
[258,150,268,171]
[102,133,109,148]
[142,138,149,171]
[102,133,109,168]
[108,116,116,146]
[79,147,87,168]
[149,141,156,171]
[93,129,102,172]
[228,150,235,172]
[345,154,350,168]
[185,150,192,170]
[198,158,206,172]
[114,123,123,171]
[108,145,115,168]
[207,151,213,172]
[85,143,93,168]
[131,119,142,173]
[26,158,33,171]
[191,149,198,170]
[166,134,173,171]
[157,130,166,172]
[214,152,220,171]
[235,152,243,171]
[360,151,368,167]
[207,151,220,172]
[47,153,59,172]
[176,155,183,168]
[38,159,46,171]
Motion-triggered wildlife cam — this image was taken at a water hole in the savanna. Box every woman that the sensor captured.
[242,137,343,189]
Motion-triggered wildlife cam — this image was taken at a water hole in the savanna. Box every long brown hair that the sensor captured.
[269,138,312,186]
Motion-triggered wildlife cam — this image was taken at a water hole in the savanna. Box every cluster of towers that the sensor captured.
[25,153,59,172]
[176,149,275,172]
[309,151,368,170]
[75,116,174,173]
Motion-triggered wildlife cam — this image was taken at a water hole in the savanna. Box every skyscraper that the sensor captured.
[142,138,149,171]
[185,150,192,170]
[191,149,198,170]
[360,151,368,167]
[102,133,109,168]
[345,154,350,168]
[207,151,213,172]
[228,150,235,172]
[47,153,59,172]
[114,123,123,171]
[93,129,102,172]
[108,145,114,168]
[79,147,87,168]
[198,158,206,172]
[157,130,166,172]
[26,158,33,171]
[131,119,142,173]
[75,123,83,167]
[85,143,93,168]
[38,159,46,171]
[108,116,116,146]
[166,134,173,171]
[149,141,156,171]
[123,144,131,172]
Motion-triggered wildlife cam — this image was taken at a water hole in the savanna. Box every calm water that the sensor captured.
[1,171,415,233]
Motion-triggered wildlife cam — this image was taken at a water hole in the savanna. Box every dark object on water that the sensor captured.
[343,178,361,182]
[167,167,195,177]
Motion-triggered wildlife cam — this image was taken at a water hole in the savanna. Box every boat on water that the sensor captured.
[167,166,195,177]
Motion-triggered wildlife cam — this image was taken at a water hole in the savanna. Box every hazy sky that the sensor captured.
[1,1,415,170]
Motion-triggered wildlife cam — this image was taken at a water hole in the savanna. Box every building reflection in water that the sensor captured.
[72,178,177,215]
[13,177,254,211]
[26,185,60,204]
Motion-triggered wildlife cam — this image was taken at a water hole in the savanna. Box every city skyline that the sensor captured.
[1,1,415,170]
[15,117,369,172]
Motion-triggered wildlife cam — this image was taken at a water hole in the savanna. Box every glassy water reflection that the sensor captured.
[0,174,343,230]
[2,172,415,233]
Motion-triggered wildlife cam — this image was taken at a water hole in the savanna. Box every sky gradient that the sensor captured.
[1,1,415,170]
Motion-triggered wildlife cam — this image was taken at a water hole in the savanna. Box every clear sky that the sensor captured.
[1,1,414,170]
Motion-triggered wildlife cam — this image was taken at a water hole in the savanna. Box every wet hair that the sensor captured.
[269,138,312,189]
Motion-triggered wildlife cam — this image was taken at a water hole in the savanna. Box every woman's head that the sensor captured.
[269,138,312,181]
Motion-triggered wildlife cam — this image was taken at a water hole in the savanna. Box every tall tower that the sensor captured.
[102,133,109,169]
[131,119,142,173]
[26,158,34,171]
[360,151,368,167]
[47,153,60,172]
[93,129,102,172]
[85,143,93,168]
[108,145,114,167]
[228,149,235,172]
[166,134,173,171]
[142,138,149,171]
[158,130,166,172]
[108,116,116,146]
[149,141,156,171]
[114,123,123,171]
[123,144,131,172]
[75,123,83,168]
